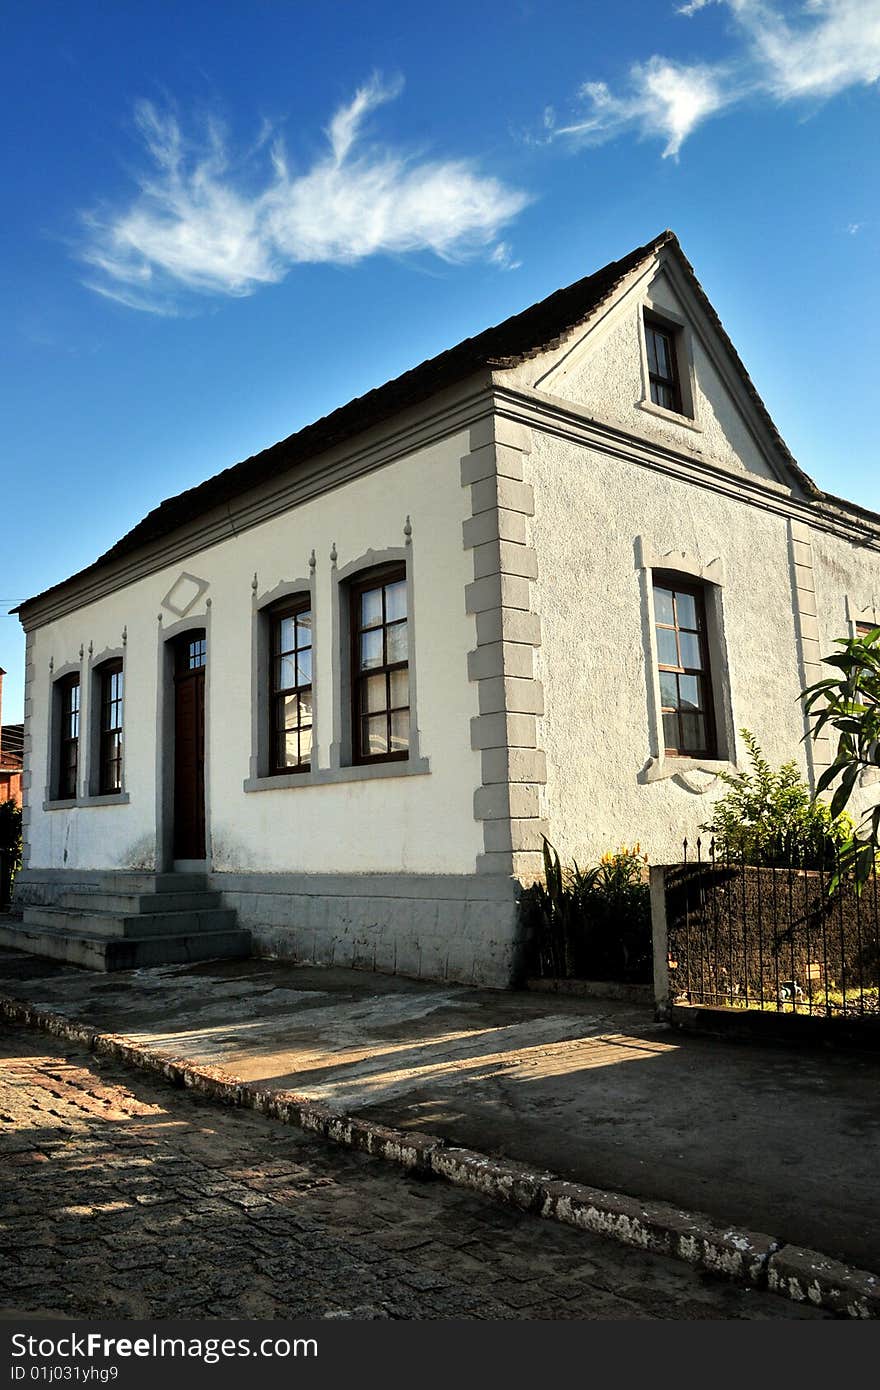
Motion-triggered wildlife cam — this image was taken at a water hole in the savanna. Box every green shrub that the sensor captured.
[0,799,22,864]
[699,729,852,868]
[0,798,22,905]
[520,838,652,983]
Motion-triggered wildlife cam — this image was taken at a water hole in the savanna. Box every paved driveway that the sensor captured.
[3,948,880,1273]
[1,1023,818,1320]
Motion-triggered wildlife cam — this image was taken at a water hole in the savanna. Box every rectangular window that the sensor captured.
[271,602,312,773]
[58,676,80,799]
[99,662,124,794]
[645,316,682,413]
[654,581,716,757]
[350,567,410,763]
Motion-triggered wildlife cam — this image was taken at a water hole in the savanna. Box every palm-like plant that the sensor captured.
[802,626,880,888]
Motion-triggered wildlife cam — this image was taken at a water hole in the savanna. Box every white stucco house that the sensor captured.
[6,230,880,984]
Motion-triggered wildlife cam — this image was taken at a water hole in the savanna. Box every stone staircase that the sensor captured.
[0,872,250,971]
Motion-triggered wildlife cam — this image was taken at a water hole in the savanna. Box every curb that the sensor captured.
[3,992,878,1319]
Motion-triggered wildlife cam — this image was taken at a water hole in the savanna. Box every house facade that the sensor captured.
[9,231,880,985]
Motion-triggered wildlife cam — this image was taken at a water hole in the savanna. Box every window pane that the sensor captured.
[678,631,703,670]
[362,673,387,714]
[296,649,312,687]
[656,627,679,667]
[386,620,408,664]
[680,711,707,753]
[299,725,312,763]
[277,730,300,768]
[678,674,701,710]
[296,610,312,641]
[390,710,410,753]
[659,671,678,709]
[651,381,675,410]
[360,628,383,670]
[275,654,296,691]
[363,715,388,756]
[277,616,296,654]
[361,587,383,629]
[654,588,675,625]
[385,580,406,623]
[298,688,312,723]
[662,710,679,750]
[277,693,299,729]
[675,591,698,629]
[390,668,409,709]
[654,331,670,378]
[646,328,660,377]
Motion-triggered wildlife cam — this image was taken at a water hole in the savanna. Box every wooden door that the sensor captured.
[173,633,206,860]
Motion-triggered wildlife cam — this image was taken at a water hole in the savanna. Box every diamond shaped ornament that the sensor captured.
[161,572,209,619]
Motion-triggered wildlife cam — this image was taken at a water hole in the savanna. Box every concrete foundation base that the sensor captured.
[210,870,523,990]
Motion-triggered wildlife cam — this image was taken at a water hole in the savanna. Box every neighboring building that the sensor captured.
[0,668,23,807]
[7,231,880,983]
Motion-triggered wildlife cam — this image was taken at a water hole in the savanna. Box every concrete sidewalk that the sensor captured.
[2,947,879,1275]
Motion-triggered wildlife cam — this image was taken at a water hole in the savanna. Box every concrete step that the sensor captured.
[16,871,209,897]
[0,919,251,972]
[73,872,209,894]
[56,890,224,915]
[22,905,238,940]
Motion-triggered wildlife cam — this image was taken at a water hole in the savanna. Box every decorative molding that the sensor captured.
[789,519,833,788]
[635,537,736,781]
[161,571,210,620]
[250,574,315,783]
[16,375,880,634]
[642,756,735,793]
[329,543,426,775]
[635,539,725,587]
[84,644,126,800]
[462,417,547,881]
[845,593,880,636]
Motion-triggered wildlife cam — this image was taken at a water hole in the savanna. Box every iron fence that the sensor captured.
[664,839,880,1018]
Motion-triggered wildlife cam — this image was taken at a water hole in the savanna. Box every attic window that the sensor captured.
[644,315,682,414]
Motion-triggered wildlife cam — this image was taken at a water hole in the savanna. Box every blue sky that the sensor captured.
[2,0,879,720]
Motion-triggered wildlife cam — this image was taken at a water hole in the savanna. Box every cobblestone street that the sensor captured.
[0,1023,824,1320]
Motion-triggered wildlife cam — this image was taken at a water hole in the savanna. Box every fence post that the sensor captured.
[650,865,671,1022]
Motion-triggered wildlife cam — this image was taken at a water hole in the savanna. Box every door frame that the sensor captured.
[156,613,212,872]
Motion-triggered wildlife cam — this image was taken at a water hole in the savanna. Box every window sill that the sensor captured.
[636,398,702,433]
[244,757,430,792]
[642,755,735,793]
[42,792,131,811]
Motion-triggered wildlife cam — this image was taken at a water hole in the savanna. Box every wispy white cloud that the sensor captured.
[80,75,530,313]
[555,0,880,158]
[558,58,730,156]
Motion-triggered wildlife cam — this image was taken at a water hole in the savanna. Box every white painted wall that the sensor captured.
[26,432,484,875]
[529,428,793,861]
[521,268,781,485]
[528,427,880,865]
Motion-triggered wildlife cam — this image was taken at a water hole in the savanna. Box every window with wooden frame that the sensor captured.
[350,566,409,763]
[98,661,124,794]
[644,314,683,413]
[270,600,313,773]
[57,675,80,799]
[654,580,717,757]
